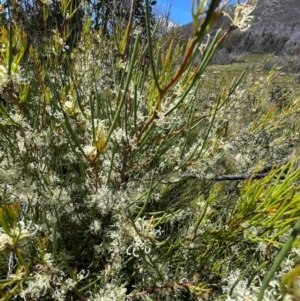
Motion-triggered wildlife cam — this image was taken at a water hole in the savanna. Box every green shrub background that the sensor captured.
[0,0,300,300]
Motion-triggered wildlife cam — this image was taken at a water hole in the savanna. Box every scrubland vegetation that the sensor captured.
[0,0,300,300]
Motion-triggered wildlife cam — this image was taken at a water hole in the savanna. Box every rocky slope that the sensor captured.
[180,0,300,73]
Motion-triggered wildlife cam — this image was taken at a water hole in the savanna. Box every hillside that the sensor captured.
[180,0,300,73]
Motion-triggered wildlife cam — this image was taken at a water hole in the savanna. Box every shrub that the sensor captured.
[0,0,300,301]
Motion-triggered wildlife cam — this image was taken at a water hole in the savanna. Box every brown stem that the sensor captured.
[4,82,24,115]
[218,24,237,44]
[160,39,195,100]
[71,286,88,301]
[159,0,222,99]
[126,279,201,298]
[137,1,232,144]
[120,148,130,185]
[137,110,157,144]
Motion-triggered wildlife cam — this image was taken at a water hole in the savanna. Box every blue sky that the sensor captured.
[155,0,237,25]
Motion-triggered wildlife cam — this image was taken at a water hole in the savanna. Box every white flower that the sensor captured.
[0,232,11,251]
[199,34,211,55]
[23,273,50,299]
[90,220,101,233]
[0,63,23,89]
[223,0,258,31]
[0,64,9,89]
[43,253,54,268]
[63,99,78,116]
[0,221,39,249]
[84,145,97,162]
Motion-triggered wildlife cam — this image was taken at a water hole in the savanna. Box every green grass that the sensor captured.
[203,53,300,98]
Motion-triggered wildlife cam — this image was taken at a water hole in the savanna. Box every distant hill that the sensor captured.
[179,0,300,73]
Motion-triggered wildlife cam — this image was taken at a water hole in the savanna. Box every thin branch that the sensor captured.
[71,286,88,301]
[214,167,274,181]
[181,166,285,181]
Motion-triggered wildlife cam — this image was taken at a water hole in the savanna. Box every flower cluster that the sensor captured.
[0,1,300,301]
[0,221,38,251]
[224,0,258,31]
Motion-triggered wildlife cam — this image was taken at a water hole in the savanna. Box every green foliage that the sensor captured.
[1,0,156,60]
[0,0,300,301]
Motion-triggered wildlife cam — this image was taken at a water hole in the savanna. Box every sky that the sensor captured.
[155,0,237,25]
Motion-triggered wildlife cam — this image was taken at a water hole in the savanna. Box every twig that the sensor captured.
[181,166,284,181]
[214,167,273,181]
[71,286,88,301]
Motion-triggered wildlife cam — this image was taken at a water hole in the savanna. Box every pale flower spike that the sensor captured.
[223,0,258,31]
[199,34,211,55]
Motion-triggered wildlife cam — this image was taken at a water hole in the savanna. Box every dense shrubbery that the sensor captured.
[0,0,300,300]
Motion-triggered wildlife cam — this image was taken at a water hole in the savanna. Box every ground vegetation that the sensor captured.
[0,1,300,301]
